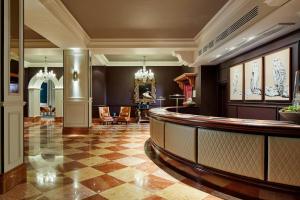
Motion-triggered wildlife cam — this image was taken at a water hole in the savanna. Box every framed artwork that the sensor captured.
[244,58,263,100]
[264,48,290,101]
[230,64,243,100]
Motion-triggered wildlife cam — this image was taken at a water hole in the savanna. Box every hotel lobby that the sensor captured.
[1,0,300,199]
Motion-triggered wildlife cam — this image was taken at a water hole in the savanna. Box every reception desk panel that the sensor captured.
[198,128,264,180]
[165,123,197,162]
[268,136,300,187]
[150,118,165,148]
[148,107,300,197]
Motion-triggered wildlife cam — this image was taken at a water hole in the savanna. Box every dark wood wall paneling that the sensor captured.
[23,67,64,117]
[218,29,300,120]
[181,65,219,116]
[92,66,183,118]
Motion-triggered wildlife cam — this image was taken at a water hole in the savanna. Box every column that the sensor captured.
[28,88,41,118]
[0,0,26,193]
[54,88,63,121]
[63,49,92,128]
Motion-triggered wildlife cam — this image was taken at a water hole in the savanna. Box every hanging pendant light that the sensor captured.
[36,56,56,83]
[135,56,154,82]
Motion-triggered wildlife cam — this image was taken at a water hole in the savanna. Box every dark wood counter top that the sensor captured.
[149,107,300,137]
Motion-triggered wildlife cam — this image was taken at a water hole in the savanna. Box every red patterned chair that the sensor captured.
[99,107,113,125]
[117,106,131,124]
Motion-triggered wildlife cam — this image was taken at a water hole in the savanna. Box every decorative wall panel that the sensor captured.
[268,136,300,186]
[150,118,165,148]
[165,123,196,162]
[198,128,264,180]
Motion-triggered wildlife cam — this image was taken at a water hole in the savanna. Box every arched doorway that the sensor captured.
[28,75,63,120]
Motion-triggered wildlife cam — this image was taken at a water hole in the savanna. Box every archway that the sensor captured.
[28,75,63,119]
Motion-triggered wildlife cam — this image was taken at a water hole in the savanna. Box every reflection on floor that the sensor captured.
[0,120,239,200]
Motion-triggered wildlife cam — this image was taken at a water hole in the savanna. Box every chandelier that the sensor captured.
[36,57,56,82]
[135,56,154,82]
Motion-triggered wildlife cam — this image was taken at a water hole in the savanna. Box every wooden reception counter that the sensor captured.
[148,107,300,198]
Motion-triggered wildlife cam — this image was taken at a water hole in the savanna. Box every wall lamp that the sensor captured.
[73,70,79,81]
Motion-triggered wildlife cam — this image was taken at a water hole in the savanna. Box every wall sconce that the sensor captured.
[73,71,79,81]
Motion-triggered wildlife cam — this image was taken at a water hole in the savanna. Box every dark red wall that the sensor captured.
[92,66,106,105]
[217,29,300,120]
[92,66,183,117]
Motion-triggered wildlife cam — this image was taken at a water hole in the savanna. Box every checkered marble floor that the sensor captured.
[0,120,239,200]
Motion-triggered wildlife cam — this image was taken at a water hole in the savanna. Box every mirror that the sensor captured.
[9,0,20,94]
[134,79,156,104]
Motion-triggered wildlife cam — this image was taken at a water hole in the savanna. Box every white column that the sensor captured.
[63,49,92,127]
[54,88,63,117]
[28,88,41,117]
[0,0,26,193]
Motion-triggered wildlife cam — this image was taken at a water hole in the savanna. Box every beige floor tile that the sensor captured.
[114,156,146,166]
[152,170,180,182]
[94,143,115,148]
[63,148,84,156]
[100,183,151,200]
[108,167,147,182]
[117,149,144,156]
[157,183,210,200]
[77,156,109,166]
[43,183,96,200]
[89,148,114,156]
[64,167,104,181]
[121,143,143,148]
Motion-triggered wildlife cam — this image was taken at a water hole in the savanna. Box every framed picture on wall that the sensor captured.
[244,57,263,100]
[230,64,243,100]
[264,48,290,101]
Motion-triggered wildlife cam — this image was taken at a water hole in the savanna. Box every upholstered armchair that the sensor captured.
[99,107,113,124]
[117,106,131,124]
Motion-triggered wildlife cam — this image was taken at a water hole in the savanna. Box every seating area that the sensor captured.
[99,106,131,124]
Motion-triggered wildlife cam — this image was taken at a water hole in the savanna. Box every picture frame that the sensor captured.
[134,79,156,104]
[244,57,263,101]
[229,64,243,101]
[264,48,290,101]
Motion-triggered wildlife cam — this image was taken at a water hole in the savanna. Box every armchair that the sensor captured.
[117,106,131,124]
[99,107,113,124]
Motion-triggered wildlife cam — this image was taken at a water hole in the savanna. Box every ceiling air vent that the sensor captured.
[211,23,295,63]
[198,49,203,56]
[215,6,259,43]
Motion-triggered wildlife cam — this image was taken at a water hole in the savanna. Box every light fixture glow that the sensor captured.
[36,57,56,83]
[73,70,79,81]
[134,56,154,82]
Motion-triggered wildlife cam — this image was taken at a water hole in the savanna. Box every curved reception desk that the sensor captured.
[148,107,300,198]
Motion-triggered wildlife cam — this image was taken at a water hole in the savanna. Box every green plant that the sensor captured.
[281,105,300,112]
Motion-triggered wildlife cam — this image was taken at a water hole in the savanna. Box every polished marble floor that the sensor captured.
[0,119,239,200]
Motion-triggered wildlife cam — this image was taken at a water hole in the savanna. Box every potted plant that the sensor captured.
[279,105,300,124]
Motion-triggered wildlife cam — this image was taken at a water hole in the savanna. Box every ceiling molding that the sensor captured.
[40,0,90,45]
[24,62,63,68]
[25,0,87,48]
[88,38,197,49]
[25,39,58,48]
[94,54,109,66]
[93,54,183,67]
[173,51,196,67]
[194,0,247,43]
[101,61,183,67]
